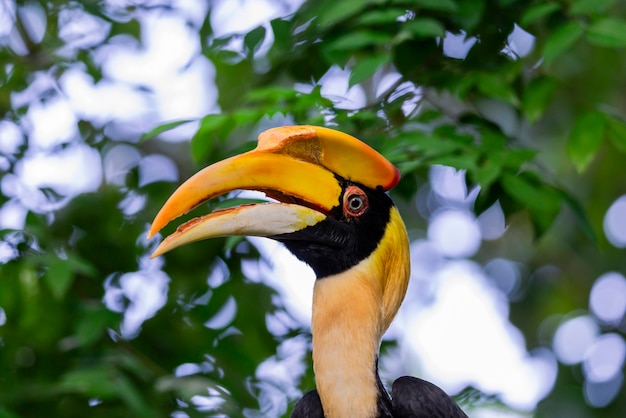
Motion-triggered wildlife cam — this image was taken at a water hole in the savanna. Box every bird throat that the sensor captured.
[311,259,383,418]
[310,207,410,418]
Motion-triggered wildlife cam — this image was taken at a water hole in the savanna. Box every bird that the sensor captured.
[148,125,468,418]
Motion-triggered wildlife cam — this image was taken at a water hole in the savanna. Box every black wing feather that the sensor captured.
[291,389,325,418]
[392,376,468,418]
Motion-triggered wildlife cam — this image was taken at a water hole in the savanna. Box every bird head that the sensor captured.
[148,125,409,332]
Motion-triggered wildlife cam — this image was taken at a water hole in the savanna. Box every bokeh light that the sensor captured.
[428,209,481,258]
[553,315,599,365]
[589,272,626,327]
[604,195,626,248]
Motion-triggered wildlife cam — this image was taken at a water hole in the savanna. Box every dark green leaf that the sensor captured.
[520,3,560,26]
[356,9,407,26]
[474,156,502,189]
[570,0,617,15]
[411,0,458,12]
[114,375,153,417]
[522,76,557,123]
[59,367,120,398]
[567,110,606,172]
[75,308,115,347]
[403,18,446,38]
[606,116,626,153]
[501,173,562,236]
[558,188,597,244]
[543,21,583,64]
[191,114,230,163]
[349,54,389,87]
[477,73,519,105]
[44,259,73,300]
[110,19,141,40]
[316,1,370,28]
[326,31,392,51]
[244,25,266,56]
[501,174,562,212]
[586,18,626,48]
[430,154,478,171]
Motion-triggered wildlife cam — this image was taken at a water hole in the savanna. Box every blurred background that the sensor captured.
[1,0,626,417]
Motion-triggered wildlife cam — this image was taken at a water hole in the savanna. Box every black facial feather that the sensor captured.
[272,178,393,279]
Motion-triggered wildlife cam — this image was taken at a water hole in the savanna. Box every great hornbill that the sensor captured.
[148,126,468,418]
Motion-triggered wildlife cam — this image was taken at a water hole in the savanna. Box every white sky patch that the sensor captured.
[60,67,152,127]
[0,199,27,230]
[16,143,102,196]
[402,261,557,410]
[96,12,217,140]
[430,165,470,204]
[0,120,23,153]
[505,24,535,58]
[319,65,367,110]
[250,237,315,326]
[0,1,16,39]
[25,98,78,149]
[103,257,170,339]
[428,209,481,258]
[210,0,302,37]
[443,30,478,60]
[478,200,507,241]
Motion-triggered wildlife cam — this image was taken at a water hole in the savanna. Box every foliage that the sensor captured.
[1,0,626,417]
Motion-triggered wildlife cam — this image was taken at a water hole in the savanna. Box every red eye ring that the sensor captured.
[343,185,368,217]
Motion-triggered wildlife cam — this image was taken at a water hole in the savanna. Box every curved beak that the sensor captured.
[148,125,399,257]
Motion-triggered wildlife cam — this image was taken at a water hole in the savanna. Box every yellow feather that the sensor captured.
[311,206,410,418]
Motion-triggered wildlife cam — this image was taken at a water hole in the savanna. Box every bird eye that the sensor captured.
[349,196,364,211]
[343,185,369,216]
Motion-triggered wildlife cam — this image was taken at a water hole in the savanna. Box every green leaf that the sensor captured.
[141,119,196,142]
[326,31,392,51]
[522,77,557,123]
[606,116,626,153]
[501,173,563,235]
[317,0,367,29]
[244,25,266,56]
[474,156,502,190]
[501,174,562,212]
[520,3,560,26]
[567,111,606,172]
[349,54,389,87]
[570,0,617,15]
[586,18,626,48]
[543,21,583,64]
[403,18,446,38]
[75,308,115,347]
[558,188,597,244]
[114,374,153,417]
[411,0,458,12]
[356,9,406,26]
[430,154,478,171]
[44,259,73,300]
[0,405,20,418]
[110,19,141,40]
[60,367,119,398]
[477,73,518,105]
[191,114,230,163]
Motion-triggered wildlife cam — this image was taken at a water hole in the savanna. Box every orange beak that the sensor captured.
[148,125,400,257]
